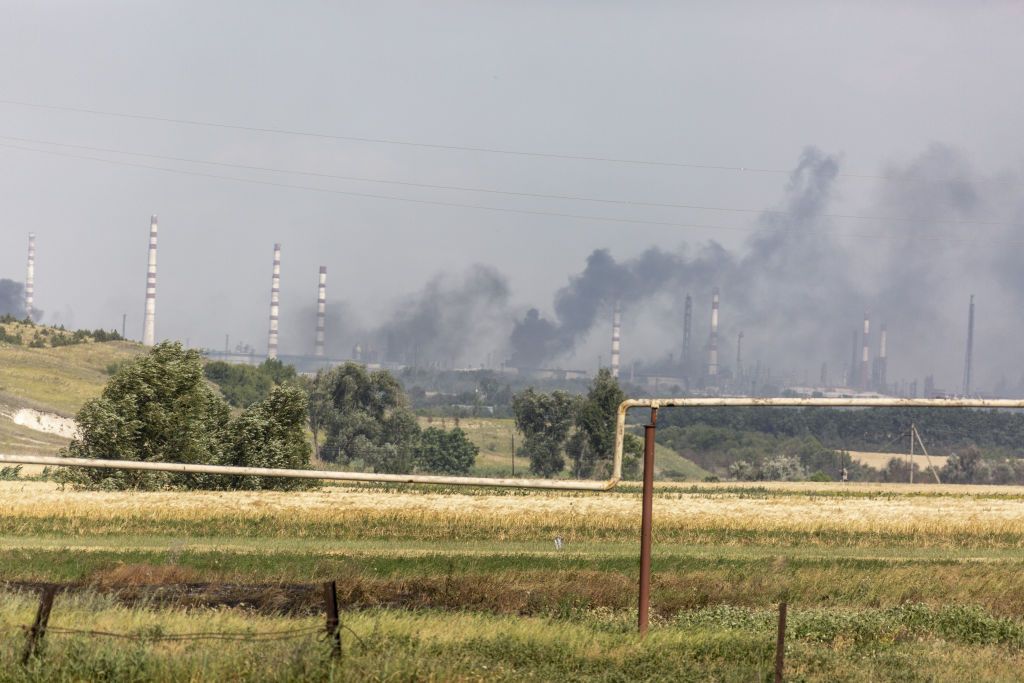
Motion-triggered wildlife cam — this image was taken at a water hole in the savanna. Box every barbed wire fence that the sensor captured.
[17,581,360,666]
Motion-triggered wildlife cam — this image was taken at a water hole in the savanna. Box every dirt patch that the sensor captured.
[10,408,78,439]
[90,563,199,586]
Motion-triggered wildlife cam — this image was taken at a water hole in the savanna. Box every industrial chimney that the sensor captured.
[682,294,692,376]
[873,323,888,392]
[735,330,744,382]
[267,243,281,360]
[141,215,158,346]
[963,295,975,395]
[860,313,870,390]
[25,233,35,321]
[707,288,720,378]
[610,300,621,379]
[314,266,327,357]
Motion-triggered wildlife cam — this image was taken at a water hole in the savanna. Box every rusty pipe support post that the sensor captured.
[638,406,657,635]
[775,601,788,682]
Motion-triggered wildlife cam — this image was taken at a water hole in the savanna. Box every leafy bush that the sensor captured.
[58,342,310,490]
[415,427,478,475]
[204,359,296,408]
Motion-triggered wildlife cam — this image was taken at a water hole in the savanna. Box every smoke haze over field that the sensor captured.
[1,3,1024,391]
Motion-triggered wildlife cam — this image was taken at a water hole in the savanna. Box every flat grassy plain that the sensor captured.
[4,479,1024,680]
[423,416,711,480]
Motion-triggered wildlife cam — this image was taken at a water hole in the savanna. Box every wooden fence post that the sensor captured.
[22,584,57,665]
[323,581,341,658]
[774,601,787,683]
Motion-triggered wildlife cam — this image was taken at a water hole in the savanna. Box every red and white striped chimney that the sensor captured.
[708,288,720,377]
[860,312,870,390]
[315,266,327,357]
[25,233,35,321]
[267,243,281,360]
[141,216,158,346]
[610,300,621,379]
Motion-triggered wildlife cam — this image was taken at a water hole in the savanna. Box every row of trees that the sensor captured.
[511,369,641,479]
[62,345,480,489]
[657,406,1024,456]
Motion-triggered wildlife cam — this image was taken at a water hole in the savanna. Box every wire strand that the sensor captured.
[1,141,1020,248]
[0,98,879,178]
[0,133,1017,229]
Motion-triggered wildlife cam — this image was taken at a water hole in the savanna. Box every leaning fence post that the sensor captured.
[774,601,787,683]
[323,581,341,658]
[22,584,57,665]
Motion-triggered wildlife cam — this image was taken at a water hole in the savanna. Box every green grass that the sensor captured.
[0,419,68,456]
[0,339,142,416]
[420,416,710,480]
[4,591,1024,681]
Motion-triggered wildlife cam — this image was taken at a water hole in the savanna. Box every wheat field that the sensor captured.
[5,478,1024,680]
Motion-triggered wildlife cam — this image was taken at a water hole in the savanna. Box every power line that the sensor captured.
[0,98,881,178]
[0,140,1019,248]
[0,133,1018,229]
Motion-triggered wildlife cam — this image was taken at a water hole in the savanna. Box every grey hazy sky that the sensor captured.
[1,2,1023,390]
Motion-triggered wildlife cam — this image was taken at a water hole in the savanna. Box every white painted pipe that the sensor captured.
[0,454,616,491]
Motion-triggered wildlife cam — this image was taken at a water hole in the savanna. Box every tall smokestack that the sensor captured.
[682,294,692,376]
[708,288,720,378]
[267,243,281,360]
[860,312,870,390]
[735,330,744,381]
[963,295,975,395]
[848,329,859,388]
[873,323,888,392]
[141,215,158,346]
[25,233,35,321]
[610,300,621,379]
[315,266,327,357]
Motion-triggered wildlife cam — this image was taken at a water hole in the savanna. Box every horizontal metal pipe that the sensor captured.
[0,454,615,491]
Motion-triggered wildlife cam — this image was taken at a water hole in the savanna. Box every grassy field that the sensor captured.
[422,416,711,481]
[0,339,141,416]
[4,478,1024,680]
[0,339,141,457]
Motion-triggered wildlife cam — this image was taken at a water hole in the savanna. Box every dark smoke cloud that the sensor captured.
[295,265,512,367]
[507,147,846,370]
[507,145,1024,392]
[0,279,26,318]
[289,144,1021,393]
[376,265,510,365]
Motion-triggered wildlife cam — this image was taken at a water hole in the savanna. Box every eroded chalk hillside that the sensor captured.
[0,323,142,455]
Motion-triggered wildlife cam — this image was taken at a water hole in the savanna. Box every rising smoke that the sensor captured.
[505,145,1024,391]
[294,145,1023,391]
[299,264,513,368]
[0,279,26,319]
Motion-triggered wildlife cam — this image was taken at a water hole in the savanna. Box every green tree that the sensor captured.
[60,342,230,489]
[204,358,297,408]
[311,363,421,472]
[60,342,311,490]
[571,368,639,478]
[512,388,576,476]
[219,385,312,489]
[415,427,478,475]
